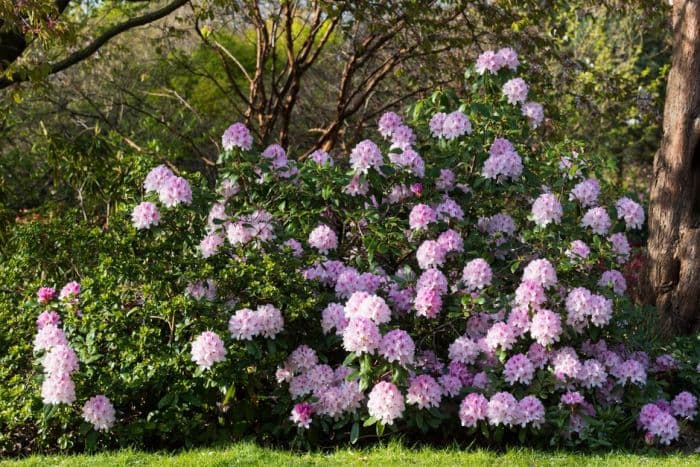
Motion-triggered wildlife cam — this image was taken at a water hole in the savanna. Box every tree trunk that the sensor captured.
[646,0,700,336]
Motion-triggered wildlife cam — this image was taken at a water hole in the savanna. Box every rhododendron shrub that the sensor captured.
[9,49,700,453]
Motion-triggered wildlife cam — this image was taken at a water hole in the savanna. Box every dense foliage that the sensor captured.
[2,49,698,456]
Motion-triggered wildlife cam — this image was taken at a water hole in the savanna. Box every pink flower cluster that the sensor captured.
[140,164,192,217]
[615,197,645,229]
[350,139,383,173]
[32,291,80,407]
[521,102,544,128]
[639,403,679,445]
[228,304,284,340]
[475,47,519,74]
[82,395,116,432]
[462,258,493,291]
[502,78,529,105]
[37,287,56,304]
[226,210,276,246]
[222,122,253,151]
[531,193,563,227]
[406,375,443,409]
[367,381,405,425]
[581,207,611,235]
[191,331,227,370]
[570,178,600,207]
[308,224,338,254]
[482,138,523,181]
[430,111,472,140]
[409,204,437,230]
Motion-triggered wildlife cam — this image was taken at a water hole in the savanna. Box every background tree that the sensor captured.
[645,0,700,336]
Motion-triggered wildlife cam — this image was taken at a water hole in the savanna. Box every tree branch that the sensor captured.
[0,0,188,90]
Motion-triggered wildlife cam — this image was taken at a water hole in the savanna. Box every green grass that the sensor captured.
[4,442,700,467]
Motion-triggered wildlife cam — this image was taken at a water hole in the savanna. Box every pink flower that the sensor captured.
[448,336,480,365]
[514,280,546,308]
[342,317,381,354]
[475,50,503,74]
[33,324,68,351]
[436,169,456,191]
[531,193,563,227]
[367,381,405,425]
[485,322,516,352]
[417,269,448,295]
[441,111,472,140]
[41,374,76,405]
[614,359,647,386]
[504,354,535,385]
[36,311,61,329]
[356,294,392,325]
[158,176,192,208]
[378,112,403,138]
[521,102,544,128]
[439,374,463,397]
[530,309,562,346]
[437,229,463,253]
[497,47,519,70]
[599,270,627,296]
[551,347,582,380]
[487,391,520,426]
[429,112,448,138]
[409,204,437,230]
[414,287,443,318]
[608,233,631,264]
[42,344,79,377]
[82,395,116,431]
[222,122,253,150]
[37,287,56,304]
[435,197,464,221]
[581,207,611,235]
[344,173,369,196]
[416,240,446,270]
[199,233,224,258]
[288,345,319,373]
[570,178,600,208]
[522,258,558,289]
[671,392,697,419]
[639,403,679,445]
[482,138,523,181]
[59,281,80,301]
[527,343,549,369]
[143,165,173,193]
[406,375,443,409]
[309,149,333,166]
[290,402,314,429]
[518,395,545,428]
[459,393,489,427]
[349,140,383,173]
[560,391,585,406]
[579,359,607,388]
[379,329,415,365]
[191,331,227,370]
[462,258,492,291]
[321,303,348,335]
[565,287,593,330]
[502,78,529,104]
[615,197,645,230]
[390,125,416,150]
[308,225,338,254]
[566,240,590,260]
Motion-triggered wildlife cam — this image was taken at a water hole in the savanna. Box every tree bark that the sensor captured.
[646,0,700,336]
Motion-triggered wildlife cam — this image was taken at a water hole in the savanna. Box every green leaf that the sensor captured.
[350,422,360,444]
[363,416,378,427]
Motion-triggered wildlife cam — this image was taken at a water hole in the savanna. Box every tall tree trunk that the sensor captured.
[646,0,700,336]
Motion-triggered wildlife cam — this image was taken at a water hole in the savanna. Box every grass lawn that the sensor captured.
[4,442,700,466]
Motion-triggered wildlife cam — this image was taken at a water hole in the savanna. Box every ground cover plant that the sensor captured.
[3,48,699,456]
